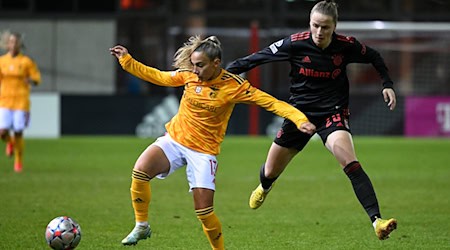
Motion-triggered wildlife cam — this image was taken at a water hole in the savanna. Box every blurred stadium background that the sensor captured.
[0,0,449,138]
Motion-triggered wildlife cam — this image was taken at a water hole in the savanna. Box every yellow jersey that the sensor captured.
[0,53,41,111]
[119,54,309,155]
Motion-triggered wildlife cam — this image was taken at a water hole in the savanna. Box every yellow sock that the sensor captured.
[13,136,23,164]
[196,207,224,250]
[131,169,152,223]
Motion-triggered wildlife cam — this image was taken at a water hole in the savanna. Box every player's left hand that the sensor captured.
[109,45,129,59]
[26,78,37,86]
[382,88,396,111]
[299,122,316,135]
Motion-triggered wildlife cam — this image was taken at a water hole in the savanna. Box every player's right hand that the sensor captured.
[298,122,316,135]
[109,45,128,59]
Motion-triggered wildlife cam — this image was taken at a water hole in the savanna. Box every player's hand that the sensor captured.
[109,45,129,59]
[298,121,316,135]
[25,78,37,86]
[382,88,396,111]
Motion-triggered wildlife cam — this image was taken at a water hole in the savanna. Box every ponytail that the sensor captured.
[173,36,223,70]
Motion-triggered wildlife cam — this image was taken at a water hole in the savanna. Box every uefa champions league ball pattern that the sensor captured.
[45,216,81,250]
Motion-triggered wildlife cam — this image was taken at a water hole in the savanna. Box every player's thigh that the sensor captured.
[151,134,187,179]
[12,110,29,132]
[185,150,218,192]
[0,108,13,130]
[324,130,357,167]
[134,144,171,178]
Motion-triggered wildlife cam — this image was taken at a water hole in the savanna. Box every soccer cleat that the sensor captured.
[249,183,274,209]
[374,218,397,240]
[121,225,152,246]
[5,142,14,157]
[14,162,22,173]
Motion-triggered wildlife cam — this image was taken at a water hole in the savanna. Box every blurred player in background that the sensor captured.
[0,31,41,172]
[227,0,397,240]
[110,36,315,249]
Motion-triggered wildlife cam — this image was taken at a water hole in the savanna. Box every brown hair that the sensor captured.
[310,0,339,24]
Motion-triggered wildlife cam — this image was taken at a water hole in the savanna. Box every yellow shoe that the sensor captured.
[374,218,397,240]
[249,184,273,209]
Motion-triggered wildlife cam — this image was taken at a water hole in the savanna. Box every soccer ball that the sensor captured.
[45,216,82,250]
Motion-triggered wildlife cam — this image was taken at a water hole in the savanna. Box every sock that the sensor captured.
[260,163,278,190]
[13,136,23,164]
[196,207,224,250]
[136,221,149,228]
[343,161,381,223]
[372,220,378,229]
[131,169,152,223]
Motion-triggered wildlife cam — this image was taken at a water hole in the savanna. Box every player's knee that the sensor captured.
[0,130,8,140]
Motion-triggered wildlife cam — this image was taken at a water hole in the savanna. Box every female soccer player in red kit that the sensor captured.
[110,36,315,249]
[227,0,397,240]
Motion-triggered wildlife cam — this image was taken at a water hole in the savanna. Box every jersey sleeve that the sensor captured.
[347,37,394,89]
[226,37,291,74]
[233,80,310,128]
[119,53,185,87]
[27,58,41,85]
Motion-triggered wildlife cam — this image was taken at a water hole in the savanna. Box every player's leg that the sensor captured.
[249,119,309,209]
[11,110,28,172]
[0,108,13,157]
[193,188,224,250]
[249,143,298,209]
[121,136,173,245]
[325,130,397,239]
[186,149,223,249]
[12,131,23,172]
[5,133,14,157]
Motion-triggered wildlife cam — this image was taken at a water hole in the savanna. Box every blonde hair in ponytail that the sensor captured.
[0,30,25,51]
[173,35,222,70]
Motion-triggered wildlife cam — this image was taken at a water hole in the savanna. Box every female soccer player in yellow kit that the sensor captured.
[110,36,316,249]
[0,31,41,172]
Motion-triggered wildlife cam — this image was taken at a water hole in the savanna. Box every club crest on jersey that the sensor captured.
[276,128,284,138]
[195,86,202,93]
[332,54,343,66]
[209,85,219,98]
[361,44,367,55]
[269,39,283,54]
[332,69,341,79]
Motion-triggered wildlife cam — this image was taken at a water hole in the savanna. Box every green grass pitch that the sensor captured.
[0,136,449,249]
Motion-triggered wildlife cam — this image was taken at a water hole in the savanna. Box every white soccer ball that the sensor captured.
[45,216,82,250]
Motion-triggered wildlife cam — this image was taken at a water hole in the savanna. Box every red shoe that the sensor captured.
[14,162,22,173]
[6,142,14,157]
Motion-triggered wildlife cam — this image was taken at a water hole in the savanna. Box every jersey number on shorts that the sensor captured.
[209,160,218,176]
[326,113,343,128]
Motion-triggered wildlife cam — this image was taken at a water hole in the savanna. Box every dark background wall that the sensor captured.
[61,94,404,136]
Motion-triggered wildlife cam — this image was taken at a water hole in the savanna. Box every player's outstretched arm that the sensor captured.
[382,88,396,111]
